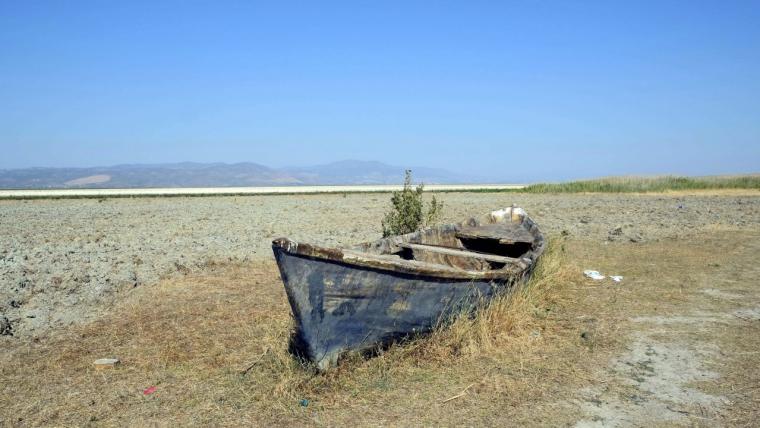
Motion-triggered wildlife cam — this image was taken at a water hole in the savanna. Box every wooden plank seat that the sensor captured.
[455,223,535,244]
[397,242,523,264]
[341,250,473,275]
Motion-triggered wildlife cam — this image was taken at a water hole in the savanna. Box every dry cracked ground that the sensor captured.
[1,191,758,426]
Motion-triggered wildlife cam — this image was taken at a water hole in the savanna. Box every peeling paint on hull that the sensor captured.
[274,248,513,370]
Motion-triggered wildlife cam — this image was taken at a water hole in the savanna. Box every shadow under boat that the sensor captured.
[272,206,546,370]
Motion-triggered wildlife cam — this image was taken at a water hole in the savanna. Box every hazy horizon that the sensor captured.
[2,2,759,180]
[2,158,759,183]
[1,159,757,187]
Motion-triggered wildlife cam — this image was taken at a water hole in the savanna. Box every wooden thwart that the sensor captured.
[342,250,474,276]
[398,243,522,264]
[456,223,535,244]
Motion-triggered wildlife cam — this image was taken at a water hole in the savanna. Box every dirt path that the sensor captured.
[569,231,760,427]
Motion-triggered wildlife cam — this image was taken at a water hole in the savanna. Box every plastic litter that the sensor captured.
[584,270,624,282]
[143,386,157,396]
[583,270,605,280]
[93,358,120,370]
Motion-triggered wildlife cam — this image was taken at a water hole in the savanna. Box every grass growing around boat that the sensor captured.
[228,236,574,419]
[399,236,571,360]
[4,229,760,425]
[522,175,760,193]
[0,237,577,425]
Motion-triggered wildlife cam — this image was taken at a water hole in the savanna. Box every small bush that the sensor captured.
[381,170,444,237]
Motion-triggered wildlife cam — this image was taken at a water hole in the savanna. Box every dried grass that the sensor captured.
[0,238,578,426]
[396,236,572,363]
[4,232,757,425]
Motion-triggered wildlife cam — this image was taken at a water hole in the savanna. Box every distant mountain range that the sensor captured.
[0,161,478,189]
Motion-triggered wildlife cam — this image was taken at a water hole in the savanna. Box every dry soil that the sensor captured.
[0,191,758,426]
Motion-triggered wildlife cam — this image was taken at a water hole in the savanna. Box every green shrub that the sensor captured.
[381,170,444,237]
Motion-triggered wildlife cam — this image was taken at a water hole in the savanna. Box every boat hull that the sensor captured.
[273,246,517,370]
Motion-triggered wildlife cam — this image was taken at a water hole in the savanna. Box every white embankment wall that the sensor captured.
[0,184,526,199]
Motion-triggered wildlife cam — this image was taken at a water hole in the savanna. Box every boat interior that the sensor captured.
[351,208,543,272]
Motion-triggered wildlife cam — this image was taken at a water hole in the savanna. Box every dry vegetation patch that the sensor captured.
[1,238,593,426]
[2,231,759,426]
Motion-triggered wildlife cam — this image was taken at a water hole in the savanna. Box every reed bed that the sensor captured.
[523,175,760,193]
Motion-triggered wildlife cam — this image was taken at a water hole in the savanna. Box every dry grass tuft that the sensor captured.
[397,237,573,363]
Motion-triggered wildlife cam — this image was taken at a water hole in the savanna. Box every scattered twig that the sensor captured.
[728,383,760,394]
[240,348,270,375]
[666,405,690,415]
[441,383,475,403]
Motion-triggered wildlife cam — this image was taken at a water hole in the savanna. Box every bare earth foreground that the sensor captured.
[1,191,759,426]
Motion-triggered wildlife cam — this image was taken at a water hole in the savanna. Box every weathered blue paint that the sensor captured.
[273,247,512,370]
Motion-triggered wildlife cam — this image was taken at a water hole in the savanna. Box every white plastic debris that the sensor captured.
[489,205,526,223]
[610,275,623,283]
[510,207,527,222]
[584,270,605,280]
[94,358,120,370]
[490,208,509,221]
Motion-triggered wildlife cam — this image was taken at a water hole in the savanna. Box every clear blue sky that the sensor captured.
[1,1,758,181]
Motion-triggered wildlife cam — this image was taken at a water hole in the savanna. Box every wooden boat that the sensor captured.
[272,206,545,370]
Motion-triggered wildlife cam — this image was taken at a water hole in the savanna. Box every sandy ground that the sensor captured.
[0,191,759,426]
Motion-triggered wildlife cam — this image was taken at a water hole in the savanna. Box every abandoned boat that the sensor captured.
[272,206,545,370]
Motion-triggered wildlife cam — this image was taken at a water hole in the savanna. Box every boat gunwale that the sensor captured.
[273,241,523,279]
[272,208,546,281]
